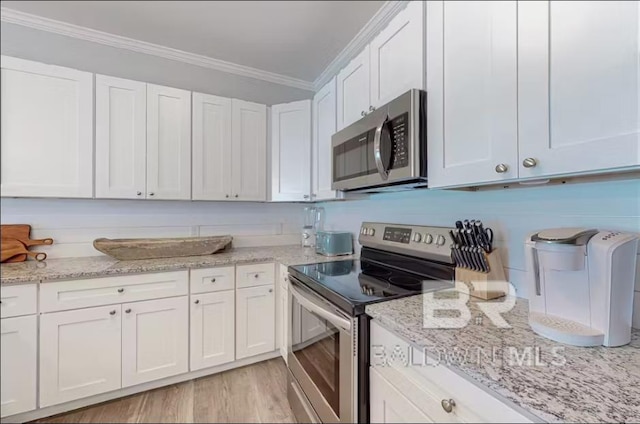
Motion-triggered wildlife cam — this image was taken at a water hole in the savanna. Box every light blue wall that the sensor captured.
[319,178,640,299]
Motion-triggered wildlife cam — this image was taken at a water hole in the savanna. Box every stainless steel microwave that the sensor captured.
[331,89,427,192]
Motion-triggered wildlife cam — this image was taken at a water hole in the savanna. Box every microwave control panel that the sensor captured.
[389,112,409,169]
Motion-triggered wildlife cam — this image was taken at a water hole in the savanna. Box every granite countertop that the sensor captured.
[0,245,356,284]
[366,294,640,423]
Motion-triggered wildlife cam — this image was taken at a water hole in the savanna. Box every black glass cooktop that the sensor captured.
[288,247,455,315]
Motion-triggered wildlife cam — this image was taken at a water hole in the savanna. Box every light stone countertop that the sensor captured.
[0,245,356,284]
[366,294,640,423]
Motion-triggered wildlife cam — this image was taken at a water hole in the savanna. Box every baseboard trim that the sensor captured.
[0,350,281,423]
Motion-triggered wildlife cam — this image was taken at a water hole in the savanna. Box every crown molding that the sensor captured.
[0,7,315,92]
[312,0,409,91]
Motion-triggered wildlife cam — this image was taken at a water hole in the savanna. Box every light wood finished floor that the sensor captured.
[33,358,296,423]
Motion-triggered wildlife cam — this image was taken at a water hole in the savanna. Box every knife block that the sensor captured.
[455,249,507,300]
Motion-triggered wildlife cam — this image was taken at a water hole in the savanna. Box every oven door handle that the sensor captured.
[290,285,352,332]
[373,114,390,181]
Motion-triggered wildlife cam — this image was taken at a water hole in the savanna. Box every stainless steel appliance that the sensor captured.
[525,228,638,347]
[315,231,353,257]
[287,222,456,423]
[331,89,427,192]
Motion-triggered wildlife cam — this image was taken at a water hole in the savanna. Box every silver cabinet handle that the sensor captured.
[522,158,537,168]
[369,105,375,112]
[303,195,310,199]
[136,191,142,196]
[125,308,132,314]
[109,310,116,315]
[149,192,155,196]
[117,288,124,293]
[194,299,200,304]
[441,399,456,413]
[361,111,366,116]
[495,164,508,173]
[210,278,216,283]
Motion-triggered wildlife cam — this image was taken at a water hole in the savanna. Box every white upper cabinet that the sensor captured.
[231,99,267,201]
[427,1,519,188]
[337,47,371,130]
[95,75,147,199]
[192,93,233,200]
[369,0,424,108]
[312,77,339,201]
[0,56,93,198]
[146,84,192,200]
[518,1,640,178]
[271,100,312,201]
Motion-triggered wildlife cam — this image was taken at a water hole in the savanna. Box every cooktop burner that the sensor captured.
[288,247,455,315]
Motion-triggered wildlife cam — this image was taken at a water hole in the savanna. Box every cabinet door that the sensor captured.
[122,296,188,387]
[271,100,312,201]
[231,99,267,201]
[337,47,371,130]
[236,285,275,359]
[190,291,235,371]
[40,305,122,407]
[192,93,233,200]
[369,0,424,107]
[95,75,147,199]
[277,264,289,363]
[518,1,640,178]
[146,84,191,200]
[370,368,433,424]
[426,1,518,188]
[0,56,93,198]
[1,315,37,417]
[312,77,339,201]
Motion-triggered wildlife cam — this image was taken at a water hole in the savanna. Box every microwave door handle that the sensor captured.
[290,285,352,332]
[373,115,390,180]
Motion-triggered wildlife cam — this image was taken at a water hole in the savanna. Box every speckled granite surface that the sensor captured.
[366,294,640,423]
[0,245,356,284]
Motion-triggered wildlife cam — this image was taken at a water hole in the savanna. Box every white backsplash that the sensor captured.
[0,198,306,258]
[318,178,640,327]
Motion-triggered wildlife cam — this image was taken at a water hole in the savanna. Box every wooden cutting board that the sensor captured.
[1,224,53,263]
[1,239,47,262]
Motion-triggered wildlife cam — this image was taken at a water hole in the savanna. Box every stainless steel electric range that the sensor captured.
[286,222,457,423]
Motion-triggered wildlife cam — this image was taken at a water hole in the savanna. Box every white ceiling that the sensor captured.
[0,0,385,82]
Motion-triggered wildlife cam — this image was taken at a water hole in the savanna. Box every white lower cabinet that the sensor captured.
[1,315,37,417]
[370,368,432,424]
[277,264,289,363]
[40,305,122,407]
[236,284,276,360]
[122,296,188,387]
[190,291,235,371]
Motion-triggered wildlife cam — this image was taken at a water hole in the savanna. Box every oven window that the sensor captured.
[333,129,377,182]
[291,298,341,416]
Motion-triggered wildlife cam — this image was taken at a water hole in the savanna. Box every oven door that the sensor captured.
[288,278,356,423]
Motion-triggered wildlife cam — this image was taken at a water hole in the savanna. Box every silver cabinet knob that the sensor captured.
[522,158,537,168]
[441,399,456,413]
[136,191,142,196]
[361,111,366,116]
[109,310,116,315]
[269,288,273,293]
[210,278,216,283]
[194,299,200,304]
[234,194,239,198]
[149,192,155,196]
[225,194,229,198]
[254,274,259,278]
[369,105,375,112]
[117,288,124,293]
[495,163,508,173]
[303,195,310,199]
[125,308,132,314]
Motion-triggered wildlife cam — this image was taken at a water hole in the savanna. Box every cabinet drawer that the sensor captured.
[1,284,37,318]
[370,321,533,423]
[190,266,235,294]
[40,271,188,312]
[236,263,275,288]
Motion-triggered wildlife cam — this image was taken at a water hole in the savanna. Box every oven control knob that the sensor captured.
[436,235,446,246]
[412,233,422,243]
[369,228,375,236]
[424,234,434,244]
